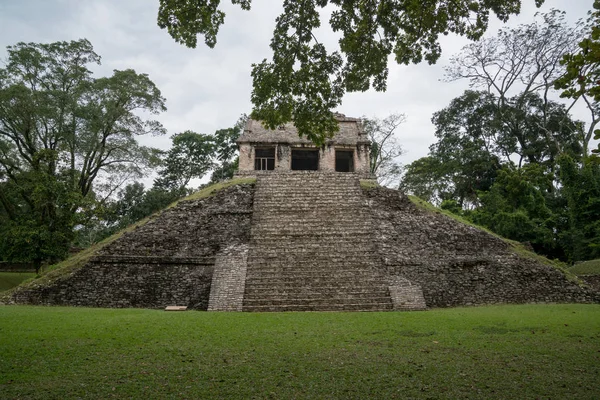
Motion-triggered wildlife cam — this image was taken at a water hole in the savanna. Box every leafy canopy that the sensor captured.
[157,0,544,143]
[555,0,600,154]
[0,39,166,269]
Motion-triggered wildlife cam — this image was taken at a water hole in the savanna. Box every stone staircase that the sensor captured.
[242,172,394,312]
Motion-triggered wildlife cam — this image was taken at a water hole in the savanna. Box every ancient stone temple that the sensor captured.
[236,114,372,176]
[3,116,598,311]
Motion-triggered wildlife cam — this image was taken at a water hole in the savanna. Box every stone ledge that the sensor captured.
[90,255,216,265]
[235,170,376,179]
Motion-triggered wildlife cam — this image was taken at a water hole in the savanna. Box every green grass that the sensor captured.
[0,178,256,303]
[359,179,379,189]
[570,259,600,276]
[169,177,256,206]
[407,195,502,236]
[0,272,36,292]
[1,304,598,399]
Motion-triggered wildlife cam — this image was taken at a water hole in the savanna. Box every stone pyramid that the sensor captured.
[4,173,596,311]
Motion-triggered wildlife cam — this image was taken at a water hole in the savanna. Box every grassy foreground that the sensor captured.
[0,272,36,292]
[1,305,599,399]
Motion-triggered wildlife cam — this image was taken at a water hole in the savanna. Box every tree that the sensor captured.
[399,156,451,205]
[154,131,215,191]
[558,154,600,261]
[470,164,558,257]
[209,114,247,183]
[555,1,600,154]
[362,113,405,187]
[0,40,166,270]
[445,10,594,156]
[157,0,544,143]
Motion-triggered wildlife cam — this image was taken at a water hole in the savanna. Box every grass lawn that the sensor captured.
[0,272,36,292]
[0,305,599,399]
[570,260,600,276]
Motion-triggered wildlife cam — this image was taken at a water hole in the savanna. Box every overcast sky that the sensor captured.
[0,0,594,174]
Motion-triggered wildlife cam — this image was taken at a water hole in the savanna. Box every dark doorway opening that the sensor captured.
[335,150,354,172]
[255,148,275,170]
[291,149,319,170]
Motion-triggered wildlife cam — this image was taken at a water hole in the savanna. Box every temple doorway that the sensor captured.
[291,149,319,170]
[335,150,354,172]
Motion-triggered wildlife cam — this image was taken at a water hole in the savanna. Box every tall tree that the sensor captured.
[157,0,544,143]
[555,1,600,155]
[362,113,405,187]
[399,156,452,205]
[154,131,215,191]
[445,10,592,155]
[209,114,247,183]
[558,154,600,261]
[470,164,558,256]
[0,40,166,271]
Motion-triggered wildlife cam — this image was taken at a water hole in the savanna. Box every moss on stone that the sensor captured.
[359,179,378,189]
[171,177,256,206]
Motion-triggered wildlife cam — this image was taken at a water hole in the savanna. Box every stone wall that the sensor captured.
[12,257,214,309]
[238,143,371,174]
[9,184,255,309]
[581,276,600,292]
[363,187,597,307]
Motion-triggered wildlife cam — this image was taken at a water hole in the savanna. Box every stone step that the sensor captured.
[246,251,380,259]
[243,173,393,312]
[251,227,373,234]
[243,288,391,298]
[242,302,394,312]
[243,266,383,275]
[244,282,389,292]
[243,297,392,307]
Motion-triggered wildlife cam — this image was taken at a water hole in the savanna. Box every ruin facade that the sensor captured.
[237,114,372,176]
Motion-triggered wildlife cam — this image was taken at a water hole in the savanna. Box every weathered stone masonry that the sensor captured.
[10,184,255,309]
[243,172,395,311]
[5,176,598,310]
[364,186,597,306]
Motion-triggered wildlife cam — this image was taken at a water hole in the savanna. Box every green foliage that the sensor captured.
[155,131,215,191]
[399,156,449,204]
[209,157,238,184]
[210,114,246,183]
[0,39,166,267]
[157,0,542,143]
[555,1,600,154]
[1,304,599,399]
[558,155,600,262]
[359,179,378,189]
[470,165,557,255]
[440,199,462,215]
[363,113,405,187]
